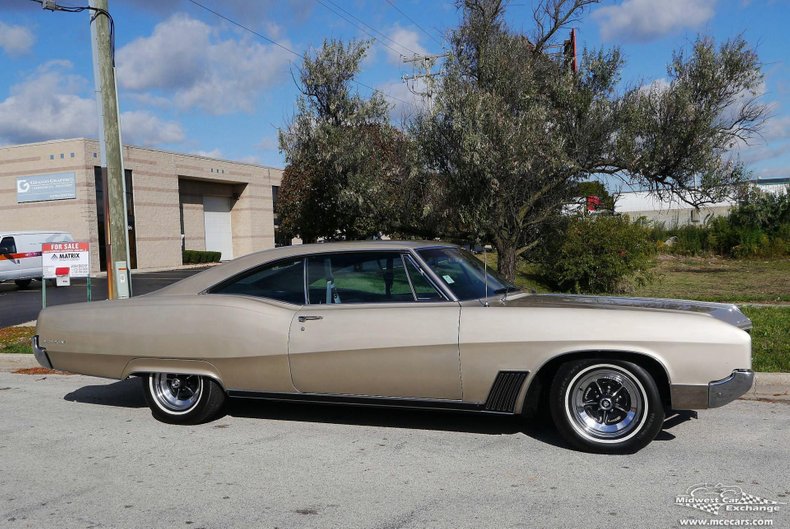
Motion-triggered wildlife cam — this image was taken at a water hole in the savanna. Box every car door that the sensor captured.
[288,251,462,400]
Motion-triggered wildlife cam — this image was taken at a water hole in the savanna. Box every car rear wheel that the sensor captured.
[14,279,32,289]
[550,359,664,453]
[142,373,226,424]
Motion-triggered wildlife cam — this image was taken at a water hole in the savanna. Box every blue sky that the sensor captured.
[0,0,788,184]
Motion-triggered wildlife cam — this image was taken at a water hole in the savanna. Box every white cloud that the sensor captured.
[116,14,294,114]
[378,79,429,123]
[638,77,671,95]
[385,25,428,64]
[0,61,183,147]
[0,61,96,144]
[592,0,716,43]
[120,111,184,146]
[0,22,35,57]
[190,148,223,158]
[236,155,261,164]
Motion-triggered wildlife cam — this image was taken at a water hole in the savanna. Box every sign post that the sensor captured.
[41,242,91,308]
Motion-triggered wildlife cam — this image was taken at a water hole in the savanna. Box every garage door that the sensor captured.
[203,196,233,260]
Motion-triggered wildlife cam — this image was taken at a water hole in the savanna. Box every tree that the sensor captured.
[277,39,404,241]
[415,0,618,279]
[614,37,767,207]
[414,0,767,281]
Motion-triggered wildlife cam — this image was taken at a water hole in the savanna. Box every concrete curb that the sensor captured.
[740,372,790,402]
[0,352,788,401]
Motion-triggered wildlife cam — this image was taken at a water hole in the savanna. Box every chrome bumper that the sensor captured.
[32,335,53,369]
[671,369,755,409]
[708,369,754,408]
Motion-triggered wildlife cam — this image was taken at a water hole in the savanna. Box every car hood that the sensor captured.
[497,293,752,330]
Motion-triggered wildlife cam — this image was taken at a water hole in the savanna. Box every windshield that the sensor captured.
[417,247,519,301]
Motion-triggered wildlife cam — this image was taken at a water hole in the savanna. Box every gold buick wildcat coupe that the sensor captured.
[33,241,753,453]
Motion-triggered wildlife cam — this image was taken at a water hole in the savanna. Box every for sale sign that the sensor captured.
[42,242,90,279]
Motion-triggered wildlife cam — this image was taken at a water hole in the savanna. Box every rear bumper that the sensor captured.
[670,369,754,409]
[32,335,53,369]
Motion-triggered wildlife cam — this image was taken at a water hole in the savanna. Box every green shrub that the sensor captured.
[182,250,222,264]
[537,214,656,294]
[648,188,789,258]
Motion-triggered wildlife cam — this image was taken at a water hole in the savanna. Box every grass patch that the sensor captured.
[631,256,790,303]
[0,326,35,354]
[742,306,790,373]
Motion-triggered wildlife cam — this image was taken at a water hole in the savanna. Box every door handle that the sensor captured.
[298,315,323,322]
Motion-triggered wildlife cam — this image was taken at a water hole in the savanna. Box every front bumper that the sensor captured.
[708,369,754,408]
[32,335,53,369]
[671,369,755,409]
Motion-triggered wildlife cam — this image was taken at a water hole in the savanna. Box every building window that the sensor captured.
[49,155,54,160]
[60,153,64,159]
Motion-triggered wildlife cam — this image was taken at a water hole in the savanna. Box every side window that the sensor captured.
[306,252,413,304]
[404,255,445,301]
[210,258,305,304]
[0,237,16,255]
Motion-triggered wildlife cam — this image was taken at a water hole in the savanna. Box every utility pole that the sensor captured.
[89,0,131,298]
[402,53,448,112]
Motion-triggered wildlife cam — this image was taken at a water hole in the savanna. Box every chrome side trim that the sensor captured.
[670,384,708,409]
[32,335,53,369]
[708,369,754,408]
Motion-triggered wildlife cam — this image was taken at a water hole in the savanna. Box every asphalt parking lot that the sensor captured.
[0,372,787,529]
[0,269,207,327]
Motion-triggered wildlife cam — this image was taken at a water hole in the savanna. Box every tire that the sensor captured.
[14,279,32,289]
[141,373,226,424]
[549,359,664,454]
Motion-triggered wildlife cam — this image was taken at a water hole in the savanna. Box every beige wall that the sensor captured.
[0,139,95,255]
[0,139,283,273]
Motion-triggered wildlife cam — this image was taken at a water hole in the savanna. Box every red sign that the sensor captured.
[42,242,89,252]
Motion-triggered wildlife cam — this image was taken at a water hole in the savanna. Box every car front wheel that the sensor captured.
[550,360,664,453]
[142,373,226,424]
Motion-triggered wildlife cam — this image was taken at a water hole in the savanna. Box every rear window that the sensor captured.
[210,258,305,304]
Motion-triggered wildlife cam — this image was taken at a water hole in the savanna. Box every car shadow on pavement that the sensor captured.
[63,378,146,408]
[225,398,570,446]
[654,410,698,441]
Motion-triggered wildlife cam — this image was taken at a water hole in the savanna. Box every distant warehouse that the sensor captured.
[615,179,788,227]
[0,138,284,274]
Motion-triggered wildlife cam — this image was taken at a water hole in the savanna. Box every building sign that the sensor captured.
[42,242,90,278]
[16,172,77,203]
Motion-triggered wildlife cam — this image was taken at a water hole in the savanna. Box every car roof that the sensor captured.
[152,240,458,296]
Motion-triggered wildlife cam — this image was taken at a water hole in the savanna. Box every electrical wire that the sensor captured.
[187,0,299,57]
[316,0,419,57]
[30,0,115,65]
[187,0,409,105]
[384,0,444,47]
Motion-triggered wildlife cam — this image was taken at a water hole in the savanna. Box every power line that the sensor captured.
[186,0,408,105]
[315,0,417,58]
[187,0,299,57]
[384,0,444,47]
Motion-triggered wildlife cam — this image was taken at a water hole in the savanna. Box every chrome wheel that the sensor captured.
[150,373,203,414]
[565,364,647,443]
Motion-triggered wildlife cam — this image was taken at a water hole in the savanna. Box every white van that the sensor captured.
[0,231,74,288]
